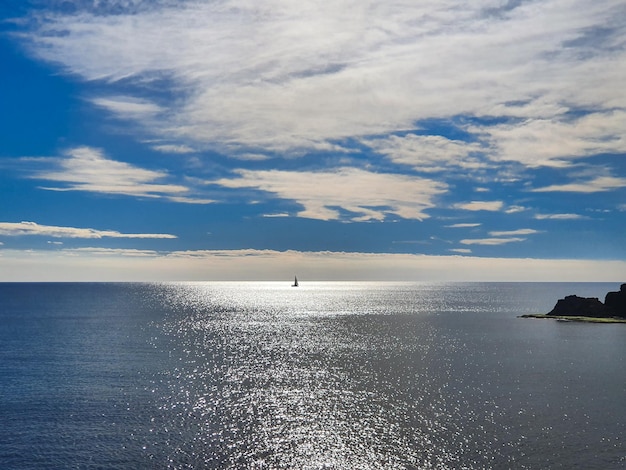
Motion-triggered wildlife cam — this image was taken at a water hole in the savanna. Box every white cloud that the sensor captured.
[505,205,527,214]
[64,247,159,257]
[474,110,626,168]
[449,248,472,254]
[91,96,163,118]
[20,1,626,158]
[460,237,526,246]
[30,146,212,202]
[0,221,176,239]
[446,223,481,228]
[534,213,584,220]
[151,144,196,154]
[454,201,504,212]
[230,153,272,161]
[213,168,447,221]
[168,195,216,204]
[2,248,626,282]
[489,229,539,236]
[532,176,626,193]
[364,134,484,172]
[453,228,540,246]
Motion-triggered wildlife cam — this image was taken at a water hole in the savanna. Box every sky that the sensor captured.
[1,0,625,281]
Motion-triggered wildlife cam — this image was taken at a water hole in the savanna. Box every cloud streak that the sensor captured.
[446,223,482,228]
[151,144,196,154]
[460,237,526,246]
[91,96,163,119]
[454,201,504,212]
[489,229,539,236]
[534,213,585,220]
[0,221,176,239]
[532,176,626,193]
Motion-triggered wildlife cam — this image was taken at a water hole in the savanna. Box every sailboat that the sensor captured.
[292,276,299,287]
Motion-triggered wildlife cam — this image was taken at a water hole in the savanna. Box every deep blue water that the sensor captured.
[0,282,624,469]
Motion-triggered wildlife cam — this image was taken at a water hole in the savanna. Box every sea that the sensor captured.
[0,282,624,469]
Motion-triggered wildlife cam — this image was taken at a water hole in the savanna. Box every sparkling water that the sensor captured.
[1,282,624,469]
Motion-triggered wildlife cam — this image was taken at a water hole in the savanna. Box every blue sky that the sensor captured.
[1,0,625,281]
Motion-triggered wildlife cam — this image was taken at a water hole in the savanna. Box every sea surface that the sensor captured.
[0,282,624,469]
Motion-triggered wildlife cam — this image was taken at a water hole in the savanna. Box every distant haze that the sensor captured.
[1,249,624,282]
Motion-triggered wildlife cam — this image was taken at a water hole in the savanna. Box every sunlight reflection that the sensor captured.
[141,282,516,468]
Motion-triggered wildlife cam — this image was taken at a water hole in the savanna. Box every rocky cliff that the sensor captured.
[603,283,626,317]
[547,284,626,318]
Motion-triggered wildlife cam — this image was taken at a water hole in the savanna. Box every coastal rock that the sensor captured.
[547,284,626,318]
[547,295,607,317]
[604,283,626,317]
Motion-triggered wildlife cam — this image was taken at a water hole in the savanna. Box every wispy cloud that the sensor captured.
[19,1,626,159]
[63,247,159,257]
[213,168,447,221]
[534,213,585,220]
[364,134,484,172]
[532,176,626,193]
[28,146,213,203]
[454,228,540,246]
[168,195,216,204]
[232,153,272,162]
[489,229,539,236]
[91,96,163,119]
[449,248,472,254]
[475,110,626,168]
[151,144,196,154]
[460,237,526,246]
[0,221,176,239]
[505,205,527,214]
[446,223,481,228]
[454,201,504,212]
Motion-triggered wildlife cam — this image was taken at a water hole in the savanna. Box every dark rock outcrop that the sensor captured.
[604,283,626,317]
[547,284,626,318]
[547,295,607,317]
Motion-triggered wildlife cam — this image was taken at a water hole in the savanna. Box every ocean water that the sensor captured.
[0,282,624,469]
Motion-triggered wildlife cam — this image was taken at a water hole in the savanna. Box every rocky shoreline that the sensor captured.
[521,283,626,323]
